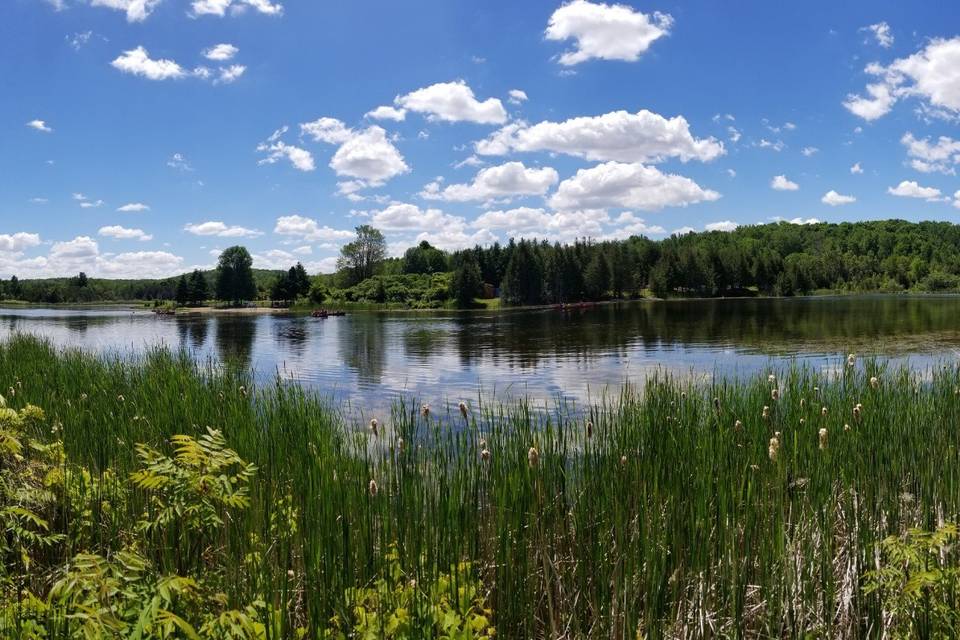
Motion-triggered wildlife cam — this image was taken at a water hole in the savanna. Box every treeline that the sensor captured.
[0,251,282,305]
[6,220,960,307]
[460,219,960,305]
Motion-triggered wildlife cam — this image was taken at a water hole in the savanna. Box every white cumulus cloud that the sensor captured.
[98,225,153,241]
[395,80,507,124]
[203,43,238,61]
[117,202,150,212]
[887,180,943,200]
[365,106,407,122]
[273,215,355,242]
[549,161,720,211]
[901,132,960,175]
[844,37,960,121]
[184,221,263,237]
[861,22,894,48]
[257,127,315,172]
[475,109,724,163]
[91,0,161,22]
[26,120,53,133]
[111,46,186,81]
[705,220,738,232]
[420,161,558,202]
[0,233,42,253]
[771,175,799,191]
[191,0,282,17]
[545,0,673,65]
[821,190,856,206]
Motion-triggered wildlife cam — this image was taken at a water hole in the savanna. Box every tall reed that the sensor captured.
[1,333,959,637]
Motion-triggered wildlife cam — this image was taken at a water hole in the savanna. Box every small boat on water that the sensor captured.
[553,301,598,312]
[311,309,346,318]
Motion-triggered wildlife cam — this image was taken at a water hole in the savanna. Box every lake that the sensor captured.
[3,295,960,413]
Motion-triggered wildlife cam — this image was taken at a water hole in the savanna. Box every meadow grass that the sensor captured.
[1,334,960,637]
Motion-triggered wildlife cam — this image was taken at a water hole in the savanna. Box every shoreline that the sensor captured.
[4,289,960,316]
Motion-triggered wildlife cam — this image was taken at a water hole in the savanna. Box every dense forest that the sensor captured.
[320,219,960,307]
[4,220,960,307]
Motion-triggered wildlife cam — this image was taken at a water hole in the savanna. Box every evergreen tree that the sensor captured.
[584,253,611,300]
[292,263,311,297]
[501,240,543,306]
[188,270,209,305]
[270,272,293,302]
[215,246,257,305]
[450,252,482,308]
[175,275,190,304]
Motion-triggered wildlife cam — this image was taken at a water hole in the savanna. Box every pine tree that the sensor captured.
[188,270,209,305]
[175,275,190,304]
[450,252,482,308]
[584,253,610,300]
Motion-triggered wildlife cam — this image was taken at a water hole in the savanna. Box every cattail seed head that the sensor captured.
[734,419,743,431]
[768,436,780,461]
[397,437,404,452]
[799,398,805,409]
[844,423,851,431]
[239,385,247,397]
[480,448,491,462]
[870,376,879,389]
[368,479,378,497]
[768,374,777,384]
[680,392,686,400]
[713,397,721,412]
[818,428,828,450]
[762,405,771,420]
[799,418,806,426]
[620,454,627,466]
[459,401,468,417]
[369,418,378,436]
[117,394,125,403]
[528,447,539,468]
[853,404,862,422]
[287,569,295,579]
[421,403,430,418]
[586,421,593,438]
[478,437,487,449]
[821,406,828,417]
[771,388,780,401]
[847,353,856,367]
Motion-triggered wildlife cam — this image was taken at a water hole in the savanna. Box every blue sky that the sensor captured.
[2,0,960,278]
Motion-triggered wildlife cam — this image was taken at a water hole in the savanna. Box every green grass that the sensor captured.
[1,334,960,636]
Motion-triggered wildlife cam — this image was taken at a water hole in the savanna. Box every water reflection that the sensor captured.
[337,314,387,384]
[4,296,960,411]
[214,316,258,369]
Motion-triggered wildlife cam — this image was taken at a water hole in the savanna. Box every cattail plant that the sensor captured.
[528,446,539,468]
[369,418,379,437]
[818,428,828,450]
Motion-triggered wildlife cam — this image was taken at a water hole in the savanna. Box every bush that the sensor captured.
[331,545,495,639]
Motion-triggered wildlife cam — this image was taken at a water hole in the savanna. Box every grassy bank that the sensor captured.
[1,335,960,637]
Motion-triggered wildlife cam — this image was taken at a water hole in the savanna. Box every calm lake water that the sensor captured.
[3,295,960,411]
